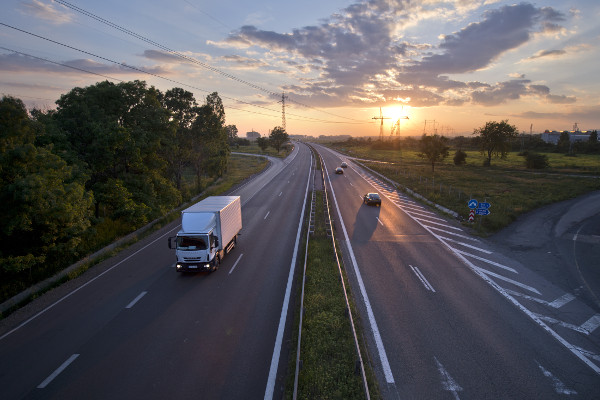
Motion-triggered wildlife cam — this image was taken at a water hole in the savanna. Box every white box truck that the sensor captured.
[168,196,242,272]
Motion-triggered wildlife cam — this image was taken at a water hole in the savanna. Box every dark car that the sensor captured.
[341,162,348,168]
[335,167,344,174]
[363,193,381,206]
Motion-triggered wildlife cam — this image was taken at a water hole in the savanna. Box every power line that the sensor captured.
[0,39,365,125]
[52,0,366,124]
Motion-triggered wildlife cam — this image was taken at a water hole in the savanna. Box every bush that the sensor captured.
[525,152,549,169]
[453,150,467,165]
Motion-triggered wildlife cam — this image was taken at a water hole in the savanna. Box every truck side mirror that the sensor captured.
[215,238,219,247]
[168,237,174,249]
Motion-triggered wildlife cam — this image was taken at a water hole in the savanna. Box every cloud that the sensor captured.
[19,0,73,24]
[0,52,168,76]
[211,1,567,109]
[528,49,566,59]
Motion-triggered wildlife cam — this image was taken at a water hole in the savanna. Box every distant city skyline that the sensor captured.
[2,0,599,137]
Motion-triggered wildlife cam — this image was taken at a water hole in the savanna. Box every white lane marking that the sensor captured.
[410,265,436,292]
[324,162,395,384]
[455,250,518,274]
[349,181,354,187]
[537,362,577,395]
[0,225,181,341]
[475,267,541,294]
[264,211,270,220]
[228,253,244,275]
[376,217,384,226]
[580,314,600,335]
[425,225,479,241]
[548,293,576,308]
[125,291,147,309]
[278,192,282,197]
[438,236,493,254]
[534,314,592,335]
[336,147,600,376]
[264,150,312,400]
[434,357,462,400]
[38,354,79,388]
[574,345,600,362]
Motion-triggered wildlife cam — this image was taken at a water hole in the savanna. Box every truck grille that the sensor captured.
[183,257,202,262]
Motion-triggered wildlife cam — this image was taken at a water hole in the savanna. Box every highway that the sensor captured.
[2,141,599,399]
[314,144,600,399]
[0,144,312,400]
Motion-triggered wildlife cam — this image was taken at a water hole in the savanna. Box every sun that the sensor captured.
[388,105,411,122]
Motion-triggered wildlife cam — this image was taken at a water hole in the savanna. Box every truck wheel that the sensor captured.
[212,256,220,272]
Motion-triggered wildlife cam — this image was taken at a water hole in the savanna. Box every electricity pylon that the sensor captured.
[372,107,390,140]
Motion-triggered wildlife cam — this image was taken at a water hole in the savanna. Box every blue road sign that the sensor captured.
[478,202,491,209]
[475,208,490,216]
[468,199,478,209]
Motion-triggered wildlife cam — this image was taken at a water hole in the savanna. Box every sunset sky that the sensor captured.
[2,0,599,137]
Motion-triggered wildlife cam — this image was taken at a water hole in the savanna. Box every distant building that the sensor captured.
[246,131,261,141]
[541,130,595,145]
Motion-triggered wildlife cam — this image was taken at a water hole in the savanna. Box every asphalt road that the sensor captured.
[314,144,600,399]
[0,143,312,400]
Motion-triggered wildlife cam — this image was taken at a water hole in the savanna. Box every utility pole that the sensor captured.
[279,92,288,130]
[372,107,390,140]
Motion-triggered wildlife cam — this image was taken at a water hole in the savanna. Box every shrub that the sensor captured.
[525,152,549,169]
[453,150,467,165]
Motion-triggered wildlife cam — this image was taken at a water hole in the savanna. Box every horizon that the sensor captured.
[2,0,599,138]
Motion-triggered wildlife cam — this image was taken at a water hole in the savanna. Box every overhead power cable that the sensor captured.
[52,0,367,124]
[0,37,363,125]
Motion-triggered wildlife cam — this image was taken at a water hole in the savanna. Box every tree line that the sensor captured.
[0,80,231,287]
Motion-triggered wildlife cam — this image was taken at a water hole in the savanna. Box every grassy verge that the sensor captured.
[330,143,600,235]
[293,189,367,399]
[0,154,269,316]
[232,142,293,158]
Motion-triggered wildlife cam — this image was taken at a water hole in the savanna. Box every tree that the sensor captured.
[0,96,92,274]
[557,131,570,154]
[269,126,289,153]
[453,149,467,165]
[473,120,518,166]
[226,125,238,146]
[256,136,269,152]
[417,134,449,172]
[162,87,198,189]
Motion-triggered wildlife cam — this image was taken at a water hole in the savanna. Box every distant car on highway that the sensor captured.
[335,167,344,174]
[363,193,381,206]
[341,162,348,168]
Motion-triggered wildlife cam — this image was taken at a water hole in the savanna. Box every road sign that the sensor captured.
[475,208,490,216]
[468,209,475,222]
[478,202,491,209]
[468,199,478,209]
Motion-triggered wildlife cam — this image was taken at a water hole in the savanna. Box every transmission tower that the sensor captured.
[279,92,288,130]
[390,116,409,137]
[372,107,390,140]
[423,120,438,135]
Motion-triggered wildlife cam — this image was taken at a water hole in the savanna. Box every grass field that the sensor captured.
[329,142,600,235]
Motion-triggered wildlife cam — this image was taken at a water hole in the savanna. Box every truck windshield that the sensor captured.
[176,236,208,250]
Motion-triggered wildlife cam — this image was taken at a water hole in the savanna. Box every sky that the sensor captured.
[1,0,599,138]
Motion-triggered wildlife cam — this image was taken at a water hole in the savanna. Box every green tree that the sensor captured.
[191,92,229,187]
[473,120,518,166]
[417,134,449,172]
[256,136,269,152]
[0,96,92,275]
[557,131,571,154]
[226,125,238,146]
[161,87,197,190]
[269,126,289,153]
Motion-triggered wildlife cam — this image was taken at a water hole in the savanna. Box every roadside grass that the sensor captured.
[293,190,368,399]
[0,154,269,315]
[232,142,293,158]
[286,149,380,400]
[330,143,600,235]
